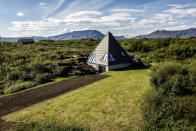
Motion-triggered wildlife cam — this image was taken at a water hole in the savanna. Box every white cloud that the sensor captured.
[164,4,196,18]
[127,3,196,35]
[163,25,194,31]
[40,2,46,6]
[17,12,24,16]
[9,9,137,37]
[111,8,145,13]
[99,13,135,26]
[131,13,179,30]
[66,11,102,18]
[7,2,196,38]
[42,0,66,18]
[56,0,114,18]
[168,4,190,9]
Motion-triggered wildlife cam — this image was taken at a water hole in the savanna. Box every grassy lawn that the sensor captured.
[2,69,150,130]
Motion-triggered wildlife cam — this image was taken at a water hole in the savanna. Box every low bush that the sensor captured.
[19,71,34,81]
[150,62,190,96]
[74,64,97,75]
[53,66,72,77]
[189,61,196,87]
[142,62,196,130]
[141,89,196,130]
[31,63,51,73]
[0,84,4,95]
[35,73,53,84]
[130,55,151,69]
[4,81,36,94]
[68,69,82,76]
[7,71,21,81]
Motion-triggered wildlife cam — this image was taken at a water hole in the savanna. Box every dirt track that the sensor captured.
[0,74,109,117]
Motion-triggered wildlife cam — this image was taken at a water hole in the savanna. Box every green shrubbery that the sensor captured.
[1,38,196,96]
[120,38,196,61]
[4,81,36,94]
[141,89,195,130]
[0,40,98,95]
[150,62,191,96]
[189,61,196,87]
[53,66,71,77]
[35,73,53,84]
[7,71,20,81]
[141,62,196,130]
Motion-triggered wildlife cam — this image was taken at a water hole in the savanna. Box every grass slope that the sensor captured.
[2,69,150,130]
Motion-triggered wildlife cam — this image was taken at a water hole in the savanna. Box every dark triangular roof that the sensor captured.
[87,32,131,65]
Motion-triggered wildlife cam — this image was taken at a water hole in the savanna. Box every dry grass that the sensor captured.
[2,69,150,130]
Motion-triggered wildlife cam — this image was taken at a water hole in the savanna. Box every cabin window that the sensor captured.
[100,53,108,62]
[109,53,116,61]
[100,53,116,62]
[121,51,125,56]
[88,51,96,63]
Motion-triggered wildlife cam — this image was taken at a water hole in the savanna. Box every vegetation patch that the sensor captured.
[4,81,36,94]
[141,62,196,130]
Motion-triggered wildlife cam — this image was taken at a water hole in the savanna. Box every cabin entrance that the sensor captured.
[98,65,106,73]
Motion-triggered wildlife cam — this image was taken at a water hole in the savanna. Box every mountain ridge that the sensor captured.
[1,30,125,42]
[135,28,196,38]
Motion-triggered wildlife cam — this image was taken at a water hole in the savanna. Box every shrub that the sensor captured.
[35,73,53,84]
[150,62,190,96]
[19,71,34,81]
[31,63,50,73]
[0,84,4,95]
[53,66,72,77]
[4,81,36,94]
[74,64,97,75]
[189,61,196,87]
[7,71,20,81]
[130,55,151,69]
[141,89,195,130]
[68,69,82,76]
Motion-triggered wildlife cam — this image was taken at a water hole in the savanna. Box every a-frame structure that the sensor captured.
[87,32,132,72]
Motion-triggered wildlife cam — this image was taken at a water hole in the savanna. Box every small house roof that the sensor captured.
[87,32,132,65]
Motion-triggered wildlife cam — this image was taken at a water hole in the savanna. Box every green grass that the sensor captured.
[2,69,150,130]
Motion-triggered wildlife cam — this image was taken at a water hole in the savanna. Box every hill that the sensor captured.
[49,30,104,40]
[135,28,196,38]
[1,30,125,42]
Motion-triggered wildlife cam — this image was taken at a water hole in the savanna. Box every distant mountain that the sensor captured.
[1,30,125,42]
[2,36,46,42]
[49,30,104,40]
[135,28,196,38]
[49,30,125,40]
[1,38,19,42]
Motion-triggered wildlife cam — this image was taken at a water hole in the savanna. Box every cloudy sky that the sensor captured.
[0,0,196,38]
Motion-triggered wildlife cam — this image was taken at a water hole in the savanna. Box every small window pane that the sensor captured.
[100,53,108,62]
[88,51,96,63]
[109,53,116,61]
[121,51,125,56]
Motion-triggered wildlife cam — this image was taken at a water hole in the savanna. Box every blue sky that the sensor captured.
[1,0,196,38]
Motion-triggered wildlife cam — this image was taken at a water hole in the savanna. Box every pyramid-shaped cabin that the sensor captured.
[87,32,132,72]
